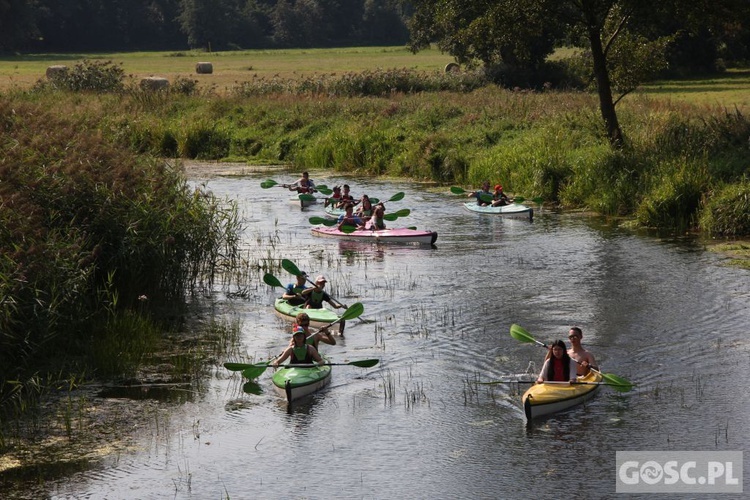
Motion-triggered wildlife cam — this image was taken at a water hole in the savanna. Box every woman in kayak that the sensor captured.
[368,202,386,230]
[272,326,324,367]
[355,194,374,219]
[293,312,336,351]
[536,339,578,384]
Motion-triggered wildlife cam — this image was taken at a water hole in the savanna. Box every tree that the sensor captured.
[407,0,746,148]
[0,0,38,52]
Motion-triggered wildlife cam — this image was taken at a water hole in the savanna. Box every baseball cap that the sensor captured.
[315,275,327,283]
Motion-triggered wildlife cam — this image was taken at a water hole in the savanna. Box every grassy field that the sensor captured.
[2,46,749,112]
[0,46,455,93]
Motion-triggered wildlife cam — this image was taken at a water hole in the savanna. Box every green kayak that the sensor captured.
[272,363,332,402]
[273,298,345,333]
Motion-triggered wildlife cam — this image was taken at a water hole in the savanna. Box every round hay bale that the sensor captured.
[444,62,460,73]
[46,65,68,80]
[196,62,213,74]
[140,77,170,91]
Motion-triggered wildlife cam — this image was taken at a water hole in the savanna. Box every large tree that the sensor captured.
[408,0,748,148]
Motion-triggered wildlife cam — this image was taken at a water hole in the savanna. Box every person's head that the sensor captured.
[494,184,503,193]
[482,181,490,190]
[315,275,327,288]
[550,339,567,359]
[292,325,306,345]
[333,185,341,193]
[295,272,307,285]
[302,172,309,179]
[295,312,310,329]
[344,204,354,214]
[343,184,350,193]
[568,327,583,344]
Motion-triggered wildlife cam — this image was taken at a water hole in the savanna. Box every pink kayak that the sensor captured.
[311,226,438,245]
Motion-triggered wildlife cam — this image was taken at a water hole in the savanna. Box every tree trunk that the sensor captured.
[588,27,624,148]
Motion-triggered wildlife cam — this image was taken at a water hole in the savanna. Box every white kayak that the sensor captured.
[463,202,533,219]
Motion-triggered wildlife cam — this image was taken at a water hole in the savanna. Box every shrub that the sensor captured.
[46,59,126,93]
[636,159,709,229]
[699,180,750,236]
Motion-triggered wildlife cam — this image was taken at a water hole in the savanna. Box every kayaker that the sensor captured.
[288,171,316,194]
[355,194,373,219]
[272,326,324,367]
[491,184,511,207]
[567,327,598,376]
[468,181,492,206]
[368,202,386,230]
[282,273,308,306]
[293,312,336,351]
[336,204,365,230]
[536,340,578,384]
[324,186,342,208]
[335,184,355,208]
[301,275,346,310]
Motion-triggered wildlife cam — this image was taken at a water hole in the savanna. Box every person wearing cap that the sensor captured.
[336,204,365,231]
[491,184,511,207]
[282,272,309,306]
[324,186,342,207]
[291,312,336,351]
[272,326,324,367]
[468,181,492,206]
[567,327,598,376]
[301,275,346,310]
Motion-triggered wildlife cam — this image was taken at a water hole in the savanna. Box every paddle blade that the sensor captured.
[388,192,405,202]
[339,224,359,234]
[532,197,544,204]
[242,364,269,379]
[224,362,253,371]
[383,213,399,222]
[317,187,333,195]
[263,273,284,288]
[349,358,379,368]
[281,258,302,276]
[369,197,379,204]
[260,179,277,189]
[394,208,410,217]
[242,381,263,395]
[299,194,316,202]
[340,302,365,321]
[513,196,525,203]
[450,186,466,195]
[601,373,633,392]
[478,193,494,203]
[510,324,536,343]
[309,216,327,225]
[407,226,417,230]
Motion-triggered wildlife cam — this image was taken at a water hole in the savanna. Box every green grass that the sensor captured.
[637,69,750,112]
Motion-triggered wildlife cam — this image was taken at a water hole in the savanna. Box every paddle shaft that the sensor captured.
[282,259,347,308]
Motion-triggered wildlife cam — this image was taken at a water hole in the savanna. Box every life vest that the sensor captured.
[291,345,313,364]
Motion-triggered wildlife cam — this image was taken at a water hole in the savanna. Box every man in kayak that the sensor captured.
[468,181,492,206]
[301,275,346,311]
[336,204,365,230]
[272,326,324,367]
[336,184,355,208]
[491,184,511,207]
[536,339,578,384]
[282,272,308,306]
[288,171,316,194]
[293,312,336,351]
[567,327,598,376]
[324,185,342,207]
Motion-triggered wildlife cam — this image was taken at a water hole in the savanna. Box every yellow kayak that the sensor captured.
[522,370,602,420]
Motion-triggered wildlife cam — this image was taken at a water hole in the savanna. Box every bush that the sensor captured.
[636,159,709,229]
[699,180,750,236]
[45,59,126,93]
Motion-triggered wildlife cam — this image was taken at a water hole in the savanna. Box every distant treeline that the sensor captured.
[0,0,411,53]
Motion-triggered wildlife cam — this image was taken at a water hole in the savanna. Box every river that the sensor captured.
[22,170,750,498]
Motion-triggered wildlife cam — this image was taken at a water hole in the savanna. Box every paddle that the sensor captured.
[509,323,633,392]
[477,379,632,389]
[383,208,411,221]
[240,358,379,379]
[369,192,405,204]
[309,216,337,227]
[281,258,347,308]
[299,193,316,202]
[263,273,284,288]
[261,179,288,189]
[450,186,493,203]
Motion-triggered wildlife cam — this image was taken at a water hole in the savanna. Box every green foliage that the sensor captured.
[636,159,709,229]
[699,180,750,236]
[43,59,126,93]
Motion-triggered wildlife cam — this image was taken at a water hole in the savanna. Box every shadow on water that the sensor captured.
[97,383,196,402]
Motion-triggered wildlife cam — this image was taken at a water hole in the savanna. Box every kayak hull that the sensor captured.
[324,205,346,219]
[312,226,438,245]
[274,298,344,333]
[522,371,602,420]
[272,364,332,402]
[290,196,317,208]
[463,202,533,219]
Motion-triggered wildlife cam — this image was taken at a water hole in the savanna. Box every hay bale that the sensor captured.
[139,77,170,91]
[46,65,68,80]
[196,62,213,74]
[444,62,460,73]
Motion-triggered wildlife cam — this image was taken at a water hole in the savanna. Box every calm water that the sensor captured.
[40,173,750,498]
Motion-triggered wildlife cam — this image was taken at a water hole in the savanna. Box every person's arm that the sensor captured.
[308,345,323,364]
[272,347,292,367]
[586,352,598,371]
[536,359,550,383]
[569,359,578,382]
[282,285,297,300]
[315,329,336,346]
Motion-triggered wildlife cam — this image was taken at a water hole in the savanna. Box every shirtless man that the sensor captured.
[567,327,598,376]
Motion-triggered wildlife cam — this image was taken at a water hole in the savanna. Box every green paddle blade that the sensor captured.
[339,224,359,234]
[260,179,278,189]
[299,194,316,202]
[532,197,544,204]
[369,197,379,204]
[224,362,255,371]
[348,358,379,368]
[309,217,337,226]
[317,187,333,195]
[383,213,399,221]
[281,258,302,276]
[388,192,405,202]
[393,208,410,217]
[600,373,633,392]
[263,273,284,288]
[242,381,263,395]
[510,324,536,343]
[513,196,526,203]
[316,184,328,191]
[407,226,417,230]
[339,302,365,321]
[478,193,494,203]
[450,186,466,195]
[242,365,268,379]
